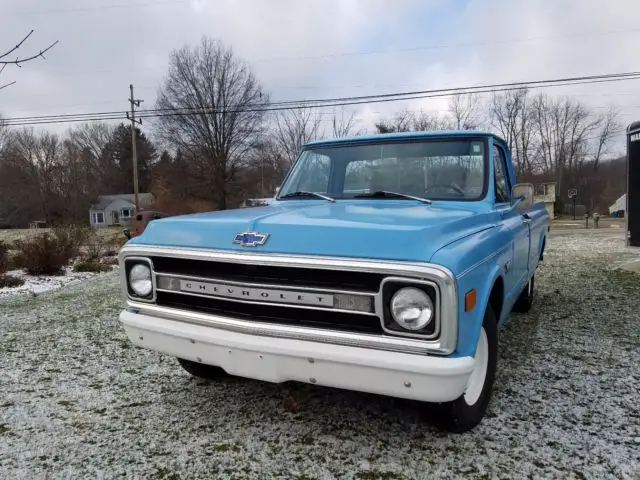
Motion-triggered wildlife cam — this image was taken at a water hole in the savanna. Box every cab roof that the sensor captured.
[304,130,506,149]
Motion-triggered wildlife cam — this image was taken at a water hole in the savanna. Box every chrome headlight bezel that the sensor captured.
[380,278,439,339]
[124,257,155,302]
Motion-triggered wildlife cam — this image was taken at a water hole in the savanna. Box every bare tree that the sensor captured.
[68,122,115,160]
[154,36,269,210]
[591,107,620,169]
[4,128,62,222]
[448,93,484,130]
[490,89,535,174]
[330,107,362,138]
[0,30,58,90]
[411,110,453,131]
[375,108,451,133]
[273,108,323,167]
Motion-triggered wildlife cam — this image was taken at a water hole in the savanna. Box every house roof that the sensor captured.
[90,193,153,211]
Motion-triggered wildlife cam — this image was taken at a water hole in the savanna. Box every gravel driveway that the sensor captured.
[1,230,639,479]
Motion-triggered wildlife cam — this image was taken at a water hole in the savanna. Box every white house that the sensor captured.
[609,193,626,215]
[89,193,153,227]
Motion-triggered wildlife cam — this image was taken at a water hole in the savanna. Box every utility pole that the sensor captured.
[126,84,143,212]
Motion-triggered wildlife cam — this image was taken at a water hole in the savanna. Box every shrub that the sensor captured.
[0,241,8,274]
[101,257,119,266]
[14,233,74,276]
[107,234,128,251]
[0,274,25,288]
[73,260,112,273]
[52,224,92,260]
[84,231,106,260]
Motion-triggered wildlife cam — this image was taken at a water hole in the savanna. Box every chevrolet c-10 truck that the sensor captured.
[118,131,549,432]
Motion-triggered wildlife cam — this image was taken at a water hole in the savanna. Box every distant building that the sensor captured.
[609,193,626,217]
[533,182,556,220]
[89,193,154,227]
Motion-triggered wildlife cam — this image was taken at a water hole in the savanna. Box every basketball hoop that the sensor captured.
[568,188,577,199]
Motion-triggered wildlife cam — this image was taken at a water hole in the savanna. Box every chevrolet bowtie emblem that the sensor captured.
[233,231,269,247]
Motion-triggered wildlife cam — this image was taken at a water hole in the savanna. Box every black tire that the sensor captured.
[177,358,228,380]
[435,304,498,433]
[512,274,535,313]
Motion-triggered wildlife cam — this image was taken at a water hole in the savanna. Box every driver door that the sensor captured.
[494,145,531,304]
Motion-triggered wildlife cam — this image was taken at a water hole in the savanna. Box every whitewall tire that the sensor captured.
[436,304,498,433]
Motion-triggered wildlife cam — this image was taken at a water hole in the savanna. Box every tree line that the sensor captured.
[0,36,627,226]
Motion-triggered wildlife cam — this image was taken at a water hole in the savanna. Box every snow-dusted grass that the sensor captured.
[0,266,110,298]
[1,231,639,479]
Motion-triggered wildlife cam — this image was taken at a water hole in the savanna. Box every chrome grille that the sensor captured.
[119,246,459,355]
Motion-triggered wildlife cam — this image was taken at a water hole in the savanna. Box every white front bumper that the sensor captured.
[119,310,475,403]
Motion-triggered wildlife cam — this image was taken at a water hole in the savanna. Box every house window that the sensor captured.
[534,184,547,196]
[121,207,133,219]
[92,212,104,224]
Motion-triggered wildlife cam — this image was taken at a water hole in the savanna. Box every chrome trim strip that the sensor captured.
[126,301,443,355]
[119,245,458,355]
[155,271,378,297]
[154,287,376,316]
[154,272,376,315]
[376,276,441,340]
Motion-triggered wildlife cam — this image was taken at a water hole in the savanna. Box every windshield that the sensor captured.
[277,138,486,201]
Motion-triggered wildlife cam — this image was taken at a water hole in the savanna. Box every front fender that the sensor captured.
[431,226,512,357]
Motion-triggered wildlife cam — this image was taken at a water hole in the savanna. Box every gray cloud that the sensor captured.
[1,0,639,153]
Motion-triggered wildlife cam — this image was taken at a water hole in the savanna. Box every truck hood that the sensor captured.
[133,201,494,263]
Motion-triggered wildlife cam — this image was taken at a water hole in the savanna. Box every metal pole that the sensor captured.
[129,84,140,213]
[573,196,576,220]
[625,126,630,246]
[261,158,265,197]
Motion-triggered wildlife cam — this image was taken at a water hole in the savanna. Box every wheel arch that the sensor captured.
[454,262,505,357]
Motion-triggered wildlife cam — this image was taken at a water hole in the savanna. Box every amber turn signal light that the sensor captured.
[465,289,477,312]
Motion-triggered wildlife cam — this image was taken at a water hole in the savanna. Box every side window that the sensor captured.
[493,146,510,204]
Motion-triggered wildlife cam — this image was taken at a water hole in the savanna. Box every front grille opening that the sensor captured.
[151,256,384,292]
[156,291,384,335]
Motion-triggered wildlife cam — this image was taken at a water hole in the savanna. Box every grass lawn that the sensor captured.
[1,230,639,479]
[0,226,123,244]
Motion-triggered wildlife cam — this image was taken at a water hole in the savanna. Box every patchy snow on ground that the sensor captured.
[1,230,639,479]
[0,265,116,299]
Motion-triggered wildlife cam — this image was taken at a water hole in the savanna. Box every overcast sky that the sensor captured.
[1,0,640,154]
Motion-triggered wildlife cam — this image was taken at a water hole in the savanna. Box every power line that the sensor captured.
[3,70,640,127]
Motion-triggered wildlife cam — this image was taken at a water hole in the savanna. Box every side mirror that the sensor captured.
[511,183,534,211]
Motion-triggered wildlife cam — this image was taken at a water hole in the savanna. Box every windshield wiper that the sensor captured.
[279,191,336,202]
[353,190,432,204]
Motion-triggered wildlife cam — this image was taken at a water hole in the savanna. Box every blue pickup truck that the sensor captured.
[118,131,549,432]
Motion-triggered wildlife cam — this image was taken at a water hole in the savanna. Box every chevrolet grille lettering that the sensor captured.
[178,279,334,307]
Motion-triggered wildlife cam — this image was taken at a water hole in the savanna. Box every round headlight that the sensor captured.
[390,287,434,331]
[129,263,152,297]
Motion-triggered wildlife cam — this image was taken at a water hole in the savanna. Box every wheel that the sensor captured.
[436,304,498,433]
[512,275,535,313]
[177,358,228,380]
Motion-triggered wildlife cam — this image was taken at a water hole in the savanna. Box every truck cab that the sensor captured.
[118,131,548,432]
